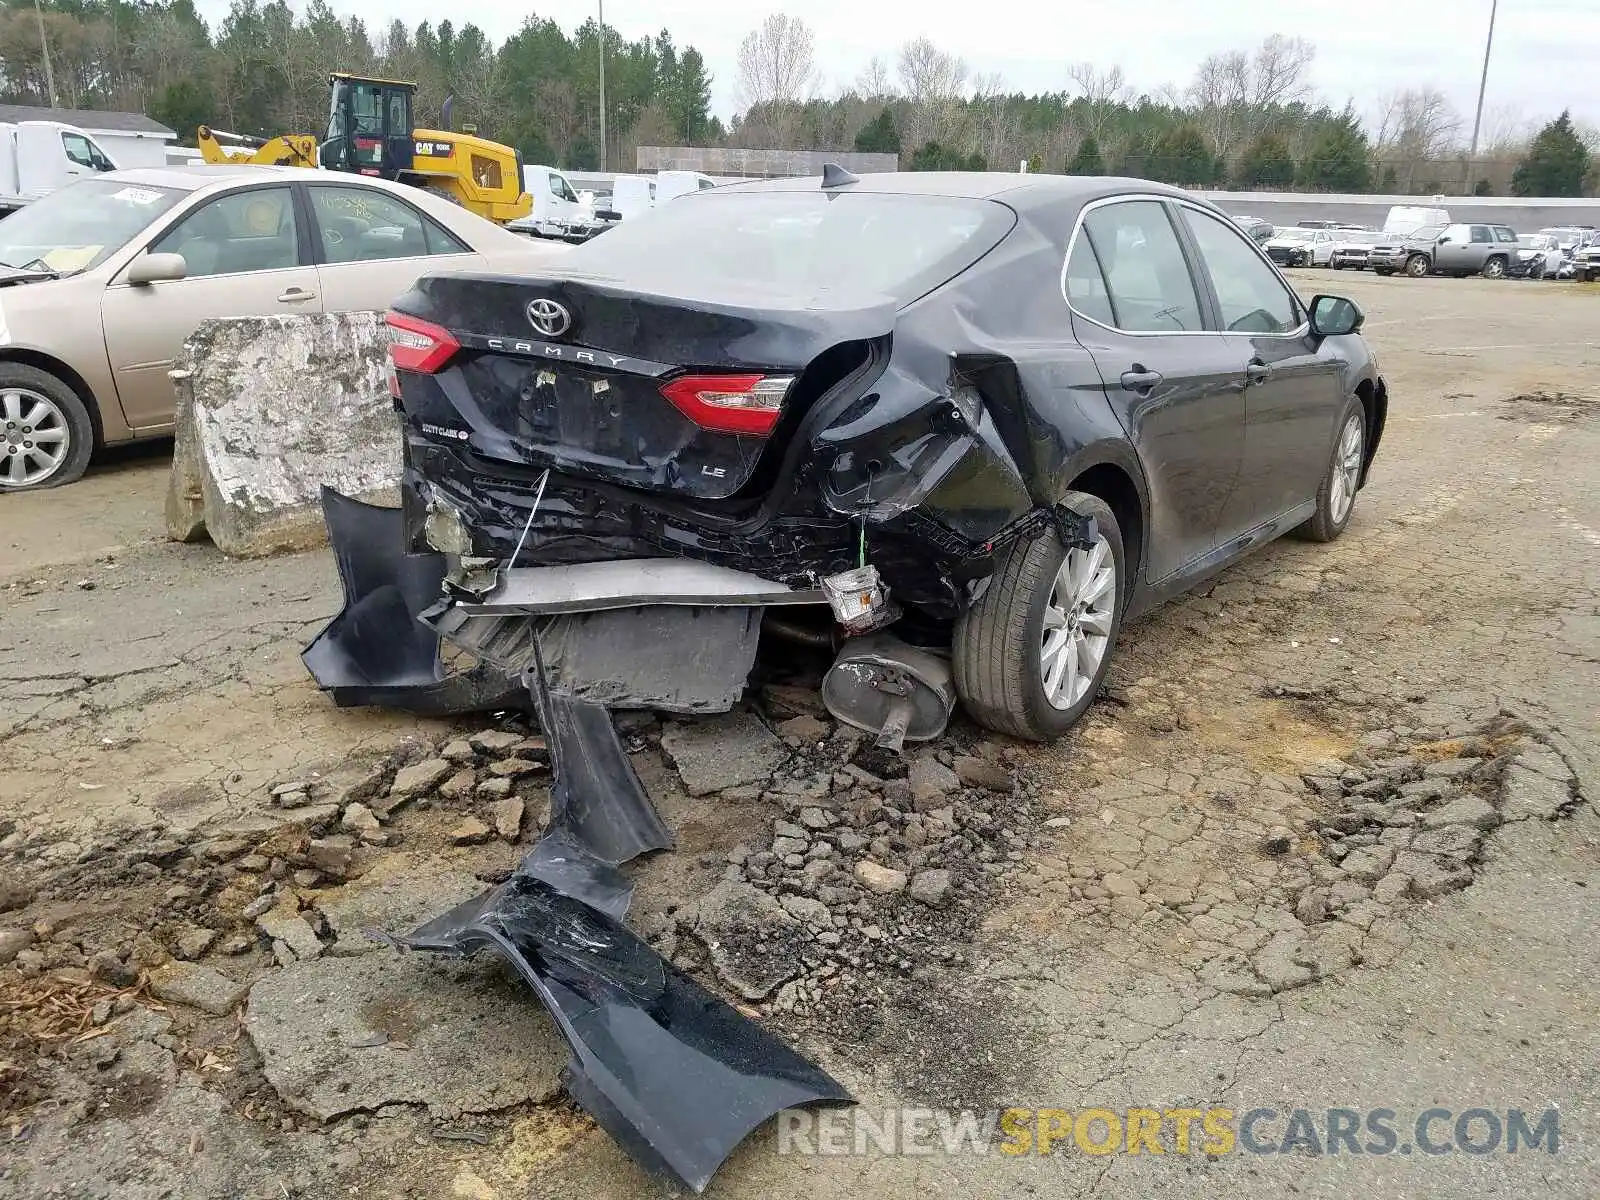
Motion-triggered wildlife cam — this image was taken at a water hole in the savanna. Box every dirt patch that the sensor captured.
[1499,390,1598,422]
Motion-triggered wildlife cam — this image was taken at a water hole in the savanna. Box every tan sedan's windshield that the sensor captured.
[0,178,185,275]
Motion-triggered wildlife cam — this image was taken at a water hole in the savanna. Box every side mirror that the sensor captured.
[126,252,188,285]
[1309,294,1363,338]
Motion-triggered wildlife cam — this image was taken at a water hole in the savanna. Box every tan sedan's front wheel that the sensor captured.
[0,364,94,491]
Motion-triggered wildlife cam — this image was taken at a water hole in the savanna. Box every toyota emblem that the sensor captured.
[526,298,573,338]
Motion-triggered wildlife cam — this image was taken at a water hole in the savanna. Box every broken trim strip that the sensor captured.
[455,559,826,616]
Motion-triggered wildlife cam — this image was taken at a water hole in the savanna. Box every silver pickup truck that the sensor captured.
[1369,222,1521,278]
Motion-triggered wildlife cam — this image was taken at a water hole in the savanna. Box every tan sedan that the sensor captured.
[0,164,568,490]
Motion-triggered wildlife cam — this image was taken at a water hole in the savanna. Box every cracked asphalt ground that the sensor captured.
[1,275,1597,1199]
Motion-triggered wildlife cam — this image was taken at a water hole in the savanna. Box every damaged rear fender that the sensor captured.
[814,359,1032,546]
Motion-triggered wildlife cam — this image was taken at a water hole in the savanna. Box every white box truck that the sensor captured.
[1,120,122,215]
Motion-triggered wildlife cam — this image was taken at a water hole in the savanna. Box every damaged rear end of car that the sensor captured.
[385,182,1095,734]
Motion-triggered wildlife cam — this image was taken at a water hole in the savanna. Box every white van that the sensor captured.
[1384,205,1450,235]
[609,175,657,221]
[0,120,121,214]
[656,170,717,202]
[511,164,602,239]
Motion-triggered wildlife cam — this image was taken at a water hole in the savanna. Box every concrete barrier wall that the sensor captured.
[166,312,400,557]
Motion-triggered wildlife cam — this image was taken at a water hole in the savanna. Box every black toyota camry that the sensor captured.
[380,170,1387,741]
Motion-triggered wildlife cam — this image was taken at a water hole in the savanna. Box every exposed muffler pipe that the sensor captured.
[761,612,837,649]
[820,633,957,753]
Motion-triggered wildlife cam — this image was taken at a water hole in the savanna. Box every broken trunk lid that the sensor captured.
[391,271,896,500]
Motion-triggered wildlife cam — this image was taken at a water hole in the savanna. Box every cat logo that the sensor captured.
[414,140,453,158]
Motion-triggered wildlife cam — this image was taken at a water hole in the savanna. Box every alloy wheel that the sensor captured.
[1,388,71,487]
[1040,534,1117,710]
[1328,412,1364,525]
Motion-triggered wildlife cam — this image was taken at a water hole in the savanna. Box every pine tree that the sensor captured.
[1299,122,1372,192]
[1066,135,1104,175]
[659,47,713,144]
[853,108,902,155]
[1512,111,1590,197]
[1233,132,1296,190]
[1150,124,1214,185]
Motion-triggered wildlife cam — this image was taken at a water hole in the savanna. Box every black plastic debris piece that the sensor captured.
[400,875,852,1193]
[301,488,520,715]
[526,637,676,871]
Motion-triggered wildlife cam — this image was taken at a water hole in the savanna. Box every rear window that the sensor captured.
[567,190,1016,302]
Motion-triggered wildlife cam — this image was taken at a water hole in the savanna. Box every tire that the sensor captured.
[1374,267,1393,276]
[1481,255,1507,279]
[1405,253,1431,278]
[0,363,94,491]
[1293,396,1366,544]
[954,491,1126,741]
[1331,261,1345,270]
[1529,261,1545,281]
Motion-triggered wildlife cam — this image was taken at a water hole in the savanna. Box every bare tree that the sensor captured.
[970,71,1018,167]
[1374,87,1464,190]
[897,36,967,146]
[736,11,816,146]
[1248,34,1315,110]
[856,54,894,102]
[536,78,584,164]
[1067,61,1129,142]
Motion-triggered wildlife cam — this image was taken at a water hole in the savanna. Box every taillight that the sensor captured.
[658,373,794,436]
[386,311,459,375]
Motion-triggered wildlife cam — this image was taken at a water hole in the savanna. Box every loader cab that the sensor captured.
[321,74,417,179]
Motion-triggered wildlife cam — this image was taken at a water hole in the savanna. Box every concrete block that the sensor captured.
[165,312,400,557]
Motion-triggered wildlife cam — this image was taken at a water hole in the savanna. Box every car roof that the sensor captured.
[713,170,1196,211]
[95,164,310,192]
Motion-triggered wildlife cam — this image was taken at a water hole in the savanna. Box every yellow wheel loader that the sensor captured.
[197,74,532,226]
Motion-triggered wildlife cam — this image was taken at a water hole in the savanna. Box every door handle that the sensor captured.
[1120,367,1163,392]
[1245,359,1272,385]
[278,287,316,303]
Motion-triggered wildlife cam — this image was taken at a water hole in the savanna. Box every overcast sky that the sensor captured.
[200,0,1600,135]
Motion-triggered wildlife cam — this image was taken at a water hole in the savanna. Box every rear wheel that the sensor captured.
[0,364,94,491]
[1481,255,1507,279]
[954,492,1125,741]
[1293,396,1366,543]
[1405,253,1431,278]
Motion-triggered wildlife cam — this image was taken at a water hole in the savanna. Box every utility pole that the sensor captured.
[597,0,608,171]
[33,0,59,109]
[1466,0,1499,190]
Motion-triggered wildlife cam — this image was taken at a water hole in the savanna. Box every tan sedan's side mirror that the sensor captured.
[127,252,188,286]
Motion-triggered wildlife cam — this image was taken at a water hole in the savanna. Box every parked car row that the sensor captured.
[1231,210,1600,282]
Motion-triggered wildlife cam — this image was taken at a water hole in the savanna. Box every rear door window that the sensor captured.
[307,185,468,262]
[1080,200,1204,333]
